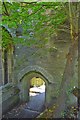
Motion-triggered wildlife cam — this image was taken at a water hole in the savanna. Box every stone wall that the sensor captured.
[0,83,20,114]
[13,31,78,105]
[0,29,78,114]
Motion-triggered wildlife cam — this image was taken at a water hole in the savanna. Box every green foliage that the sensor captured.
[2,2,67,48]
[2,28,12,48]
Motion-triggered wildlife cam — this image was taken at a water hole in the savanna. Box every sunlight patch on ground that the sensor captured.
[30,84,45,97]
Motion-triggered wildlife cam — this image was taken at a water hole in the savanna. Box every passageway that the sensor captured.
[18,77,46,118]
[3,77,46,118]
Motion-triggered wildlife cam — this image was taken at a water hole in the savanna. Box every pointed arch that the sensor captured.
[17,65,55,84]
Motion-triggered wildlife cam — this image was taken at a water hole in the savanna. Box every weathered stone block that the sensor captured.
[0,83,20,114]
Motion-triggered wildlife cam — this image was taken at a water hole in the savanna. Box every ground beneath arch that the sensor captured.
[3,85,46,118]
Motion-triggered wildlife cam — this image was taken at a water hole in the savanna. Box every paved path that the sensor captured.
[16,92,45,118]
[3,92,45,118]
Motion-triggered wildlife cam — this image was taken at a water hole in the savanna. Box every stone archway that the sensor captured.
[19,72,48,107]
[17,65,56,107]
[17,65,54,83]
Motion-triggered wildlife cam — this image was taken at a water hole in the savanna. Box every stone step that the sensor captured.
[17,108,40,118]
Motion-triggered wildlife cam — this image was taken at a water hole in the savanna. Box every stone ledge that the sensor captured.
[0,83,20,114]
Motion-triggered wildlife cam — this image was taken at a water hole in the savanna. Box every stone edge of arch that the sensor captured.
[17,65,56,84]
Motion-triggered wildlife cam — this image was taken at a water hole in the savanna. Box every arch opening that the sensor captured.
[19,68,55,109]
[26,77,46,112]
[29,77,45,101]
[19,71,50,111]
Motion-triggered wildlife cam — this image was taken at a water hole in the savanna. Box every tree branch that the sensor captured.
[3,2,9,16]
[27,6,43,18]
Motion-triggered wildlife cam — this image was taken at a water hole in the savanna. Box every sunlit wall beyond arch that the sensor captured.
[29,77,45,103]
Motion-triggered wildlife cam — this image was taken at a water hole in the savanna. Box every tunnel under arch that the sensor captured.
[17,65,56,107]
[19,72,48,104]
